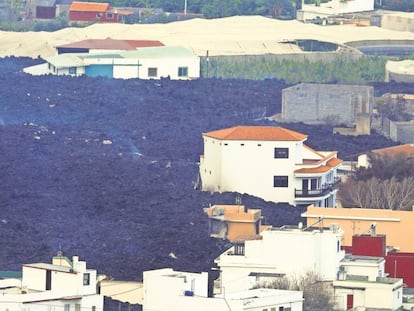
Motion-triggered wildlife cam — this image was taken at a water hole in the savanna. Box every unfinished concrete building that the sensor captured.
[281,83,374,132]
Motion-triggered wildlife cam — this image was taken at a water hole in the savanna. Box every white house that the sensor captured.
[199,126,342,207]
[0,253,103,311]
[298,0,374,21]
[214,224,345,294]
[23,46,200,80]
[142,268,303,311]
[334,255,403,310]
[357,143,414,168]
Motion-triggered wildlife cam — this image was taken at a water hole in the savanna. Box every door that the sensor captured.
[346,294,354,310]
[302,179,308,195]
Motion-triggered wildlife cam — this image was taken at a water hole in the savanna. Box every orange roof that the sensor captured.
[70,1,109,12]
[295,165,332,174]
[327,157,343,167]
[203,126,307,141]
[372,144,414,158]
[295,156,342,174]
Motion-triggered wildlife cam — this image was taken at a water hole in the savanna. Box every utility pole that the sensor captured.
[184,0,187,15]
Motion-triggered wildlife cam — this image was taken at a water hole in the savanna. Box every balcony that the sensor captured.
[295,177,341,198]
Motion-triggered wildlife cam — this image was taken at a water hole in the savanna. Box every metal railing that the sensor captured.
[295,177,341,198]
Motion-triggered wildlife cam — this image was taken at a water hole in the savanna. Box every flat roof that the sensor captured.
[23,263,75,273]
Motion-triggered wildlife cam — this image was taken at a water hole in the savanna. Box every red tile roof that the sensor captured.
[56,39,164,50]
[70,1,109,12]
[203,126,307,141]
[372,144,414,158]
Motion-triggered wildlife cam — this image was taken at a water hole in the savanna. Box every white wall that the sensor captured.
[110,56,200,80]
[334,279,402,310]
[217,227,344,293]
[201,138,299,204]
[331,0,374,13]
[200,137,223,192]
[143,268,209,311]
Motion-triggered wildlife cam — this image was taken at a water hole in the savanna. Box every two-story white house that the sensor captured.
[143,268,304,311]
[214,224,345,294]
[0,252,103,311]
[334,255,403,310]
[199,126,342,207]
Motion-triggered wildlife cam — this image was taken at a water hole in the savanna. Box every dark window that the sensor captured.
[274,148,289,158]
[311,178,318,190]
[274,176,288,187]
[68,67,76,75]
[46,269,51,290]
[96,13,102,18]
[106,13,114,19]
[148,67,157,77]
[83,273,90,286]
[178,67,188,77]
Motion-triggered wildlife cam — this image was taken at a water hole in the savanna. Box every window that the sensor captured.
[83,273,90,286]
[92,307,96,311]
[75,304,81,311]
[106,13,114,19]
[234,243,245,255]
[45,270,51,290]
[148,67,157,77]
[64,304,70,311]
[178,67,188,77]
[68,67,77,75]
[96,13,102,18]
[310,178,318,190]
[274,176,288,188]
[274,148,289,158]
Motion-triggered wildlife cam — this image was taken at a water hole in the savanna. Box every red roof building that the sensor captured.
[55,38,164,54]
[69,1,133,23]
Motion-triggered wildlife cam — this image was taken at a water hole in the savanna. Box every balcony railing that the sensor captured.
[295,177,341,198]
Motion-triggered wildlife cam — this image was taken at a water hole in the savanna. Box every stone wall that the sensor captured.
[281,83,374,126]
[382,116,414,144]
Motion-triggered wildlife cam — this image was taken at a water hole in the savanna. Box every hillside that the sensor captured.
[0,57,408,283]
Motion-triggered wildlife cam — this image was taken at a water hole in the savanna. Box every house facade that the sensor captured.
[24,46,200,80]
[143,268,304,311]
[302,205,414,252]
[301,206,414,252]
[203,204,268,241]
[333,255,403,311]
[0,253,103,311]
[199,126,342,207]
[298,0,374,21]
[214,225,345,294]
[69,1,133,23]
